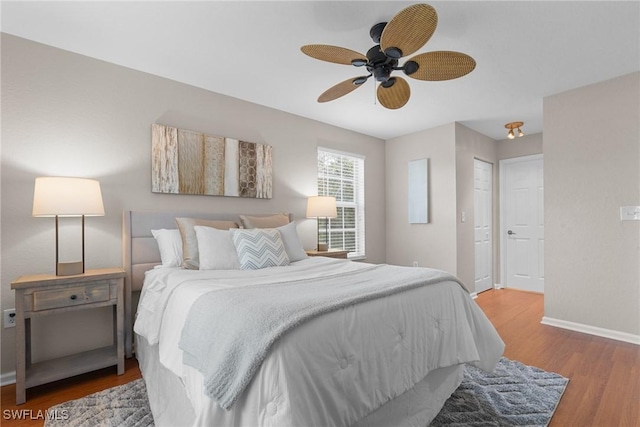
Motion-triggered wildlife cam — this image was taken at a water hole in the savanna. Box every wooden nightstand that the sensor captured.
[10,268,125,405]
[306,249,349,259]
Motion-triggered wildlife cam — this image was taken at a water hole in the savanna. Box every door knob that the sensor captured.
[507,230,516,235]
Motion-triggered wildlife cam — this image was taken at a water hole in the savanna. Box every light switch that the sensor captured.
[620,206,640,221]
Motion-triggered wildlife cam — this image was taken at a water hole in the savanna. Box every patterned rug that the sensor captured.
[45,357,568,427]
[431,358,568,426]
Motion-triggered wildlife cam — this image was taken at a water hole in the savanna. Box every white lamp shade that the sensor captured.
[33,177,105,217]
[306,196,337,218]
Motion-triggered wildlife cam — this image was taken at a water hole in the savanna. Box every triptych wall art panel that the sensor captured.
[151,124,273,198]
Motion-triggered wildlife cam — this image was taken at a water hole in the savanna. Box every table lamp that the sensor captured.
[306,196,337,251]
[32,177,105,276]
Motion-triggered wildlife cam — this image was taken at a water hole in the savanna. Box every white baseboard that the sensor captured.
[541,316,640,345]
[470,292,478,299]
[1,370,16,386]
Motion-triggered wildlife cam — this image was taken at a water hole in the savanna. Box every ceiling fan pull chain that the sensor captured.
[374,81,377,105]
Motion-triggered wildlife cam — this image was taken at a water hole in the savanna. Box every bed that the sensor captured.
[123,210,504,426]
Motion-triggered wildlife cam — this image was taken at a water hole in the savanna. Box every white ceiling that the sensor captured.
[2,1,639,140]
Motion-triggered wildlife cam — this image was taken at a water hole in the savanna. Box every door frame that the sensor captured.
[499,153,543,289]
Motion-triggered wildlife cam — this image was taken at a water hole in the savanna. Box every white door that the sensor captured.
[500,155,544,293]
[474,159,493,293]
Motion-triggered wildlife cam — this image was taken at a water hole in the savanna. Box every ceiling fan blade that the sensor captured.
[380,4,437,59]
[318,76,368,103]
[301,44,367,66]
[376,77,410,109]
[405,51,476,81]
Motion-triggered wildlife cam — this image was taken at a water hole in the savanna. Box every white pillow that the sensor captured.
[175,217,239,270]
[231,228,290,270]
[151,229,183,268]
[194,226,241,270]
[276,222,308,262]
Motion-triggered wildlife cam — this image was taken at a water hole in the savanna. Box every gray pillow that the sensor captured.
[231,228,290,270]
[276,222,308,262]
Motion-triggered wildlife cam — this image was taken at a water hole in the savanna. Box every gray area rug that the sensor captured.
[45,357,567,427]
[430,358,568,426]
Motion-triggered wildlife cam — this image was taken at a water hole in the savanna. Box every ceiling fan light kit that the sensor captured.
[505,121,525,139]
[301,3,476,110]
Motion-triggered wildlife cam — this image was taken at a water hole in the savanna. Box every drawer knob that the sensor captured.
[70,295,78,300]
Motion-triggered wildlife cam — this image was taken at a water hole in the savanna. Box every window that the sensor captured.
[317,148,365,258]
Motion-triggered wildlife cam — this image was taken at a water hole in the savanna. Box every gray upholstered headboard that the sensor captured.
[121,210,293,357]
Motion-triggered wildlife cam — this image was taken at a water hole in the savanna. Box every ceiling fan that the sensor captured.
[301,3,476,110]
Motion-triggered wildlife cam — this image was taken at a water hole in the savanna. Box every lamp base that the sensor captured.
[57,261,84,276]
[317,243,329,252]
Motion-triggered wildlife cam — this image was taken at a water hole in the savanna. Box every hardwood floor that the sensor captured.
[1,289,638,426]
[475,289,640,427]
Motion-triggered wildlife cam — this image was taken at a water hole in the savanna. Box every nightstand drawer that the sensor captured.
[32,282,110,311]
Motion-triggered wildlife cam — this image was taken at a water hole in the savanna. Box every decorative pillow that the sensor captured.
[276,221,308,262]
[151,229,183,267]
[239,213,290,229]
[231,228,290,270]
[194,226,241,270]
[175,217,239,270]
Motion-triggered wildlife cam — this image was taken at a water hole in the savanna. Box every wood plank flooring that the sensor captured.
[1,289,638,426]
[475,289,640,427]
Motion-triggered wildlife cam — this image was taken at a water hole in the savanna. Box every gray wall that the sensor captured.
[385,122,500,293]
[1,35,386,377]
[544,72,640,336]
[385,123,458,273]
[497,132,543,160]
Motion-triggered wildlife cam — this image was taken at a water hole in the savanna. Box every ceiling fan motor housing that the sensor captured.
[366,45,398,82]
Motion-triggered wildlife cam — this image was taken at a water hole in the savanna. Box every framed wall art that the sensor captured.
[151,124,272,198]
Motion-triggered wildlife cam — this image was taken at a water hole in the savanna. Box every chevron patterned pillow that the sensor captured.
[231,228,290,270]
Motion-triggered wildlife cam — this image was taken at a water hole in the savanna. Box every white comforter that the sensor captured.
[134,258,504,426]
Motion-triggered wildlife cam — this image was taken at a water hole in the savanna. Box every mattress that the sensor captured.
[134,257,504,426]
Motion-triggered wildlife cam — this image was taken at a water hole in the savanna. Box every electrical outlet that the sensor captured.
[4,309,16,328]
[412,261,419,267]
[620,206,640,221]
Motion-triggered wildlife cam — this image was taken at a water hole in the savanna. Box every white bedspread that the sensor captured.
[134,258,504,426]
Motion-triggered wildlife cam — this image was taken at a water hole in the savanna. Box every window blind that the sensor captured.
[317,148,365,258]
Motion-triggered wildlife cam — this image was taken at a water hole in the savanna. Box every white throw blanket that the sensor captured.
[178,263,466,410]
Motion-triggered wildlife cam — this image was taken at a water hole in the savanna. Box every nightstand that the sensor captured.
[10,268,125,405]
[306,249,349,259]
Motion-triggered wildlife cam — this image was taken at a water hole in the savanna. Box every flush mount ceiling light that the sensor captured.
[504,121,524,139]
